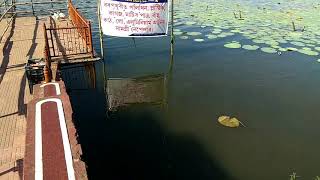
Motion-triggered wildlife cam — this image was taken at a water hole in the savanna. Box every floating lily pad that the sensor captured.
[224,42,241,48]
[252,39,265,44]
[278,48,288,52]
[206,34,218,39]
[290,41,305,47]
[217,34,228,38]
[261,47,277,53]
[298,49,319,56]
[315,47,320,51]
[194,38,204,42]
[242,45,259,50]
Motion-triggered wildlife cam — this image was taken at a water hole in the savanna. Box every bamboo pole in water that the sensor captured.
[165,0,174,112]
[97,0,108,106]
[169,0,174,73]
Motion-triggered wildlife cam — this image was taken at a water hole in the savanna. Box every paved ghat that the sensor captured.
[0,16,45,179]
[0,16,88,179]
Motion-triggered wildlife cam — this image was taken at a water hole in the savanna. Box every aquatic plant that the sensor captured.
[261,47,277,53]
[242,45,259,50]
[289,172,300,180]
[173,0,320,57]
[224,42,241,49]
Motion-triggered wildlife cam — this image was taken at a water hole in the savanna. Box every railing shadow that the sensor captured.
[0,159,23,179]
[0,17,15,85]
[18,18,39,116]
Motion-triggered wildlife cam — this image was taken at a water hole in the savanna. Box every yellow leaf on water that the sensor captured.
[218,116,240,128]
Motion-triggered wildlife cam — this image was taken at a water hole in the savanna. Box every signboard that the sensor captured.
[100,0,169,37]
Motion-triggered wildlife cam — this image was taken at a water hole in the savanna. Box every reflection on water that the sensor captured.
[107,74,166,110]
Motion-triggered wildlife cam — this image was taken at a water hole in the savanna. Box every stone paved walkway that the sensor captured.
[0,16,45,179]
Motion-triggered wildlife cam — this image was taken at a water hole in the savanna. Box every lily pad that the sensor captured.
[298,49,319,56]
[261,47,277,53]
[252,39,265,44]
[290,41,305,47]
[242,45,259,50]
[206,34,218,39]
[224,42,241,49]
[194,38,205,42]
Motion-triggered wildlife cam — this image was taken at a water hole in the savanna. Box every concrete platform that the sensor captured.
[0,16,45,180]
[0,16,89,180]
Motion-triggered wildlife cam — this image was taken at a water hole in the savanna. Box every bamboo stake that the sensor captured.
[169,0,174,73]
[97,0,108,99]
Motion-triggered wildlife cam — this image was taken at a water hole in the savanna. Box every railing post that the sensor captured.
[31,0,34,15]
[43,23,52,83]
[88,21,93,58]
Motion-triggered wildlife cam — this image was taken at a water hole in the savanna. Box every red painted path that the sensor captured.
[24,81,87,180]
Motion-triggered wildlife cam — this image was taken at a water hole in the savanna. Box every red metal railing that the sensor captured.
[68,0,93,55]
[43,0,94,82]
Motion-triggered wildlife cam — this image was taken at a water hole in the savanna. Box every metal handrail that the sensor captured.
[0,1,15,43]
[68,0,93,57]
[0,4,14,21]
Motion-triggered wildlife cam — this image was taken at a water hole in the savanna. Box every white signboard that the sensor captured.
[100,0,169,37]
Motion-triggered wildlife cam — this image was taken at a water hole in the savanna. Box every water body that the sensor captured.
[60,0,320,179]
